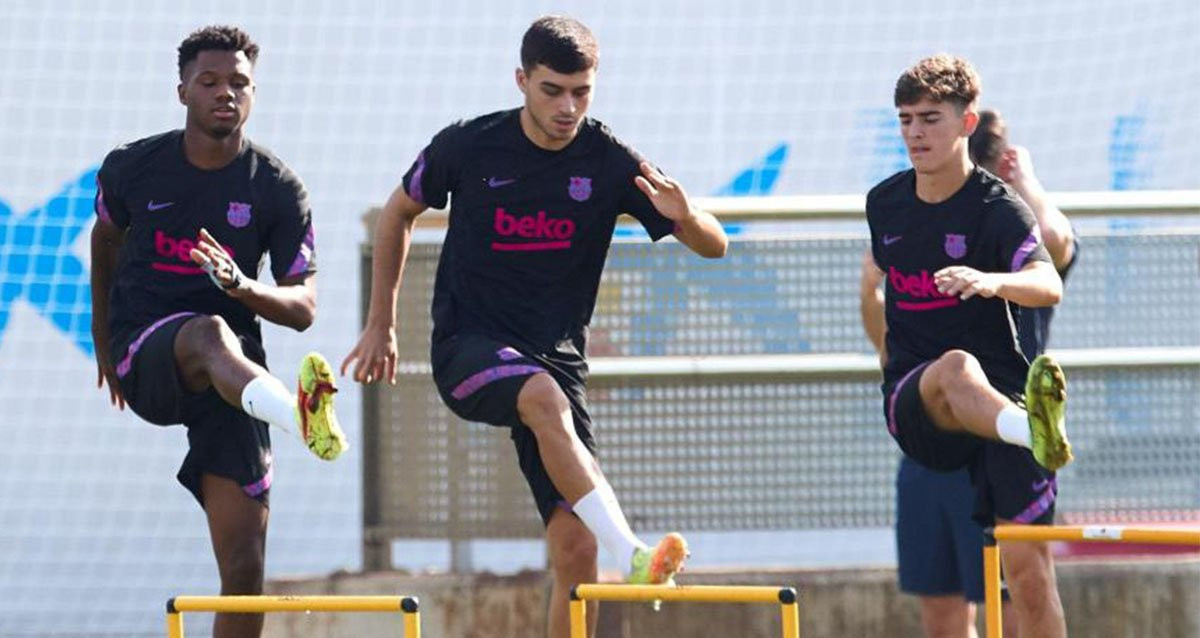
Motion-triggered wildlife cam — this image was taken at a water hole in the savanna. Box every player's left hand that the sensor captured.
[934,265,1000,300]
[190,228,249,295]
[635,161,695,224]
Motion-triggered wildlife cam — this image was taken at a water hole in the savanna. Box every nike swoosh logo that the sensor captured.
[487,177,516,188]
[147,201,175,211]
[1032,479,1050,491]
[882,234,902,245]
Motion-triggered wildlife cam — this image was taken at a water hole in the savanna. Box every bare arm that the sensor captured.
[340,185,428,383]
[90,218,126,409]
[229,274,317,331]
[190,228,317,331]
[671,208,728,258]
[934,260,1063,308]
[998,146,1075,270]
[858,250,887,366]
[634,162,728,258]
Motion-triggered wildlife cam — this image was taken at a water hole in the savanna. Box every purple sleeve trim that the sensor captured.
[406,150,427,205]
[286,224,316,278]
[1010,232,1040,272]
[94,175,112,224]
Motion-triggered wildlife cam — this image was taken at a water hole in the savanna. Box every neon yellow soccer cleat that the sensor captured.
[296,352,348,461]
[627,532,689,585]
[1026,354,1072,471]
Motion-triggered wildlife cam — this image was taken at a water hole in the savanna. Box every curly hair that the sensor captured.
[893,54,981,111]
[177,25,259,79]
[520,15,599,74]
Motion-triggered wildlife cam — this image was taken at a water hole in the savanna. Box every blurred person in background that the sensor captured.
[970,109,1078,359]
[90,25,346,638]
[342,15,727,638]
[864,54,1072,638]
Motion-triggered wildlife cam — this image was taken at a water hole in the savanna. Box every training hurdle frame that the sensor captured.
[164,595,420,637]
[983,525,1200,638]
[569,584,800,638]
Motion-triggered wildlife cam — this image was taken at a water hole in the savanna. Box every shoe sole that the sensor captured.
[298,352,348,461]
[1026,355,1072,471]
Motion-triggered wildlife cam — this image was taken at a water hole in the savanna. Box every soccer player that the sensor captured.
[342,15,727,638]
[90,25,347,638]
[864,54,1072,638]
[860,112,1078,637]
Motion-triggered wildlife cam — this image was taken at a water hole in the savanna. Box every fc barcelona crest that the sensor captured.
[944,233,967,259]
[568,177,592,202]
[227,202,252,228]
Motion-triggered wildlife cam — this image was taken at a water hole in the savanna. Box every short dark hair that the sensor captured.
[520,16,599,74]
[969,109,1008,170]
[177,25,259,79]
[893,54,981,112]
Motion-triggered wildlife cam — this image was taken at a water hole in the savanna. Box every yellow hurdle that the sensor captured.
[569,583,800,638]
[164,595,420,638]
[983,525,1200,638]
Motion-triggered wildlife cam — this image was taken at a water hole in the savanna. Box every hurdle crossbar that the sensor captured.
[165,595,420,637]
[569,584,799,638]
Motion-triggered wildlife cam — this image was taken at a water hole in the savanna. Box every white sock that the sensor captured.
[572,486,647,577]
[241,375,298,435]
[995,405,1032,448]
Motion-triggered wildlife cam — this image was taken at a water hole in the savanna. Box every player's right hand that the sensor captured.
[92,341,125,410]
[996,145,1036,187]
[340,326,398,385]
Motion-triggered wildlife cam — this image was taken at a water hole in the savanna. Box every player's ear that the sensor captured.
[177,82,186,106]
[962,105,980,136]
[515,67,528,95]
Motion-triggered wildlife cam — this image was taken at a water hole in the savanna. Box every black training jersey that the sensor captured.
[95,130,317,346]
[402,109,675,360]
[867,167,1051,395]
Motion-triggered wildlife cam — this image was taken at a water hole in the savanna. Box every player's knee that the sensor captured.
[933,350,984,389]
[548,526,598,578]
[517,374,571,432]
[919,596,974,638]
[181,314,239,353]
[1002,543,1057,604]
[938,349,980,375]
[924,621,968,638]
[217,543,265,594]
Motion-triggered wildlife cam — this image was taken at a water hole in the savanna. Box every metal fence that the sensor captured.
[361,199,1200,569]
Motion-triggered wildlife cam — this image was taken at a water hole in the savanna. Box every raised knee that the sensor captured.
[929,349,984,389]
[182,315,237,348]
[938,349,978,373]
[517,374,570,430]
